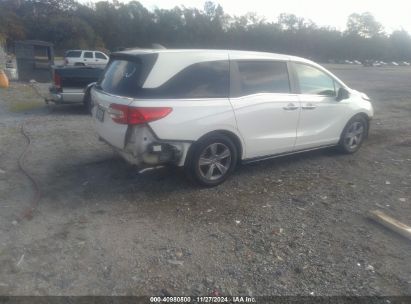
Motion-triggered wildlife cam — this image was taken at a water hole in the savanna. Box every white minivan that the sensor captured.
[91,49,373,186]
[64,50,109,67]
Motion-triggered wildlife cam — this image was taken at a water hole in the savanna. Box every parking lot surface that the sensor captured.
[0,65,410,296]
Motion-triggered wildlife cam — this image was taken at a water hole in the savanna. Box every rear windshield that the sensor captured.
[65,51,82,58]
[98,56,229,99]
[99,59,146,97]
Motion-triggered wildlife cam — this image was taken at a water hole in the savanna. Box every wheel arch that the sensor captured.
[83,82,96,100]
[355,111,371,121]
[351,112,371,137]
[340,112,370,143]
[184,129,244,166]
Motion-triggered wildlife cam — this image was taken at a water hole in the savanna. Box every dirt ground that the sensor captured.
[0,65,410,296]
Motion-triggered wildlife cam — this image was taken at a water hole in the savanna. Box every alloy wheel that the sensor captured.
[344,121,364,149]
[198,143,232,181]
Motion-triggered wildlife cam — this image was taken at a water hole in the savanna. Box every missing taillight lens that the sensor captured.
[108,104,172,125]
[108,104,128,124]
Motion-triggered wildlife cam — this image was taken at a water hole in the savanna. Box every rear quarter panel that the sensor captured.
[141,98,244,148]
[135,51,245,154]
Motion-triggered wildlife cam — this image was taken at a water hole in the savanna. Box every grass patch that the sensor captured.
[0,82,46,112]
[9,99,45,112]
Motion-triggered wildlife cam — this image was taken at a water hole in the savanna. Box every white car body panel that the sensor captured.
[295,95,353,149]
[295,91,373,150]
[145,98,240,142]
[229,93,300,158]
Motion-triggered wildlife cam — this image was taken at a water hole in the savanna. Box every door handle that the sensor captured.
[302,103,316,110]
[283,103,299,111]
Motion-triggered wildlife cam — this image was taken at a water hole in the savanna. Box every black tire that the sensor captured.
[185,134,238,187]
[74,62,85,66]
[83,91,93,115]
[338,115,368,154]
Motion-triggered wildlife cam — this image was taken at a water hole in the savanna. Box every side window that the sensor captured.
[294,63,335,96]
[65,51,81,58]
[147,61,229,99]
[84,51,94,59]
[236,61,290,96]
[95,52,107,59]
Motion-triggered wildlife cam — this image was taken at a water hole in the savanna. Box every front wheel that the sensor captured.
[338,115,368,153]
[185,134,238,187]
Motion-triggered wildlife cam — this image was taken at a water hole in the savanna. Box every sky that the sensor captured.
[79,0,411,33]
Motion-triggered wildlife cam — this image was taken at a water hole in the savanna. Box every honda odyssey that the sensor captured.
[91,49,373,186]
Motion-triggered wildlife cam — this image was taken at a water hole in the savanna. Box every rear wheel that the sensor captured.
[185,134,238,186]
[338,115,368,153]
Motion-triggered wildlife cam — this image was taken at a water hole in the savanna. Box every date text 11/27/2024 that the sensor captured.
[149,296,256,303]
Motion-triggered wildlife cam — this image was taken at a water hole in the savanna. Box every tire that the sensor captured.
[185,134,238,187]
[74,62,85,66]
[83,91,93,115]
[338,115,368,154]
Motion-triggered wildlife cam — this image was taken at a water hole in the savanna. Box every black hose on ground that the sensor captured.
[17,121,41,221]
[15,83,54,221]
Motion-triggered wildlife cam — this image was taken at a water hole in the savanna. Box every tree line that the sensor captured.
[1,0,411,61]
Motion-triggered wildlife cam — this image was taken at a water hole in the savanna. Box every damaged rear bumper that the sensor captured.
[99,125,192,168]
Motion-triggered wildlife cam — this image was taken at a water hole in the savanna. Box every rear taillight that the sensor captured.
[53,73,61,90]
[108,104,172,125]
[64,58,68,65]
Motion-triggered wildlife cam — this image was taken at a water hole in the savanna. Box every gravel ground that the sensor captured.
[0,65,410,296]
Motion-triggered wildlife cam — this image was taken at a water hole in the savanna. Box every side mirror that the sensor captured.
[336,87,350,101]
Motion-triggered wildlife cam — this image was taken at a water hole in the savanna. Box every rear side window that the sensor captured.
[294,63,336,96]
[65,51,81,58]
[84,51,94,59]
[95,52,107,59]
[152,61,229,98]
[235,61,290,96]
[99,59,229,99]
